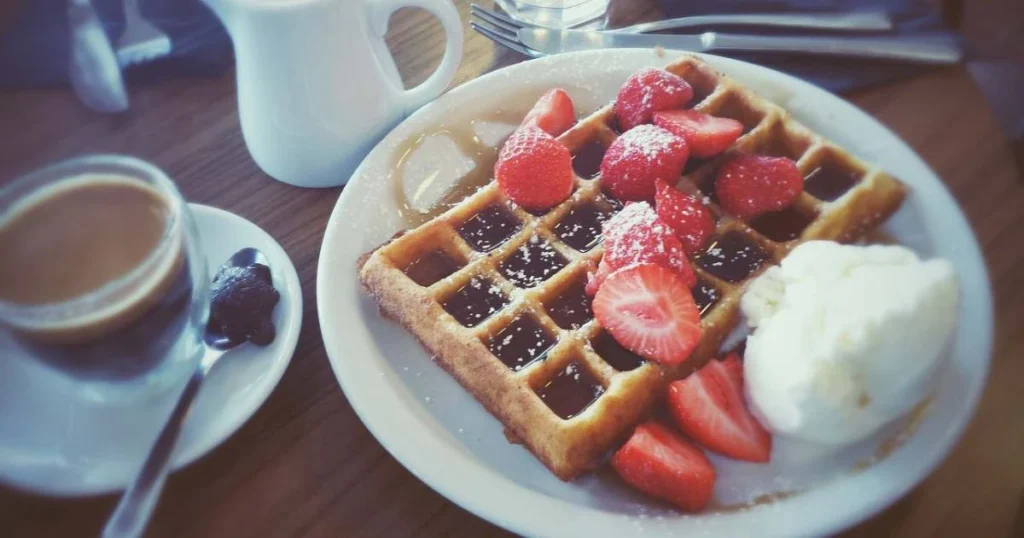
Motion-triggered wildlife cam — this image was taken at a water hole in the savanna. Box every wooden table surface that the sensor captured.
[1,1,1022,537]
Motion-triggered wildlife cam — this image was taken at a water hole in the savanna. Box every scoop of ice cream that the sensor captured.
[741,240,958,445]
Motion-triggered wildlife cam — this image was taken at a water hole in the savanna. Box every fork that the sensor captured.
[471,5,542,58]
[471,7,963,64]
[116,0,171,67]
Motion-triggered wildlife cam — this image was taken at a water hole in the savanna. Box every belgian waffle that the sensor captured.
[358,55,906,480]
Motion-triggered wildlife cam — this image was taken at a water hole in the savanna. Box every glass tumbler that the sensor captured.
[493,0,610,28]
[0,155,209,402]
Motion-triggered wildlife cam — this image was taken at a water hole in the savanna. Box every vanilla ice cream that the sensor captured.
[741,240,959,445]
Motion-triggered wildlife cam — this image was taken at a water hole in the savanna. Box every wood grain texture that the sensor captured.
[0,1,1021,537]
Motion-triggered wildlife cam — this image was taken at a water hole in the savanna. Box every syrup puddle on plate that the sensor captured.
[390,111,517,228]
[388,83,602,228]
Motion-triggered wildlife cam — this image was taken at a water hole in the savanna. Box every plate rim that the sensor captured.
[317,50,993,537]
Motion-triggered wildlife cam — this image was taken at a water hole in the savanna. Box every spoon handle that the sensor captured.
[102,348,219,538]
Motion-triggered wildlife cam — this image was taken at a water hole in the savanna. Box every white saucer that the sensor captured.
[0,203,302,497]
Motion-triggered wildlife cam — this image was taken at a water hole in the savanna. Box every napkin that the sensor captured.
[650,0,958,93]
[0,0,232,88]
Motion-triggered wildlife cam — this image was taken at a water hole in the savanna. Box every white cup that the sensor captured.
[204,0,464,188]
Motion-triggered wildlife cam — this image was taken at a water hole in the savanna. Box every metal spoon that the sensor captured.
[102,248,275,538]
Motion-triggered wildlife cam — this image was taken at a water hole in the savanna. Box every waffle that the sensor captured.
[358,55,906,480]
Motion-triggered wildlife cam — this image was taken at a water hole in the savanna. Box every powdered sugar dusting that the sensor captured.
[602,202,688,274]
[618,125,682,164]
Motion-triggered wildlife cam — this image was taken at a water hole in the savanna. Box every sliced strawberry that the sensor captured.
[715,155,803,220]
[600,125,689,202]
[653,110,744,159]
[612,421,716,512]
[593,264,701,365]
[522,88,576,137]
[654,179,715,256]
[614,68,694,132]
[495,126,574,212]
[667,353,772,463]
[600,202,696,290]
[585,257,614,296]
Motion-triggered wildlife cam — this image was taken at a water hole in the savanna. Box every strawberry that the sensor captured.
[654,179,715,256]
[653,110,744,159]
[585,257,613,296]
[585,202,696,296]
[667,353,772,463]
[600,125,689,202]
[602,202,695,288]
[715,154,803,220]
[593,264,701,365]
[614,68,694,132]
[612,421,716,512]
[522,88,576,137]
[495,126,574,212]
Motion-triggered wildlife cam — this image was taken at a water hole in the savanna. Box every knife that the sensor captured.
[517,29,964,64]
[615,10,893,34]
[68,0,129,112]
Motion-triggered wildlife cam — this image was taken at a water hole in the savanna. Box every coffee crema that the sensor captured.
[0,175,183,344]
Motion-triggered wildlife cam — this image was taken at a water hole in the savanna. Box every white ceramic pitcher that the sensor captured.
[203,0,463,188]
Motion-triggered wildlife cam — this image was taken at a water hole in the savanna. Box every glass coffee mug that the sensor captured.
[0,155,209,401]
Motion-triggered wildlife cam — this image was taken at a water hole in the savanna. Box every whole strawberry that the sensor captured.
[715,155,803,219]
[495,126,574,212]
[614,68,694,131]
[600,125,689,202]
[654,179,715,256]
[586,202,696,295]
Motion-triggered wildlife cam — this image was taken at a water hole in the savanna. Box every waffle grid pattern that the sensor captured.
[358,55,906,480]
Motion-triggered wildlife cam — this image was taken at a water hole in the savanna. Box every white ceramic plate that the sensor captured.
[317,51,993,537]
[0,204,302,496]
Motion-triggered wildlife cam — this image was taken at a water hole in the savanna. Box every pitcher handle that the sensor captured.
[367,0,464,115]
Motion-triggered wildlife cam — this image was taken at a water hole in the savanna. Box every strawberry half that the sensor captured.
[667,352,772,463]
[587,202,696,297]
[593,264,701,365]
[585,257,614,296]
[614,68,694,132]
[715,154,803,220]
[654,179,715,256]
[653,110,744,159]
[522,88,576,137]
[600,125,689,202]
[612,421,716,512]
[495,126,574,212]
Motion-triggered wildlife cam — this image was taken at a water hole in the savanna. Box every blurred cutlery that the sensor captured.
[472,9,962,65]
[472,4,893,34]
[67,0,129,112]
[117,0,172,67]
[516,28,962,64]
[615,9,893,34]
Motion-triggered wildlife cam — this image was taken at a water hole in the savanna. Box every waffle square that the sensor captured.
[358,55,906,480]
